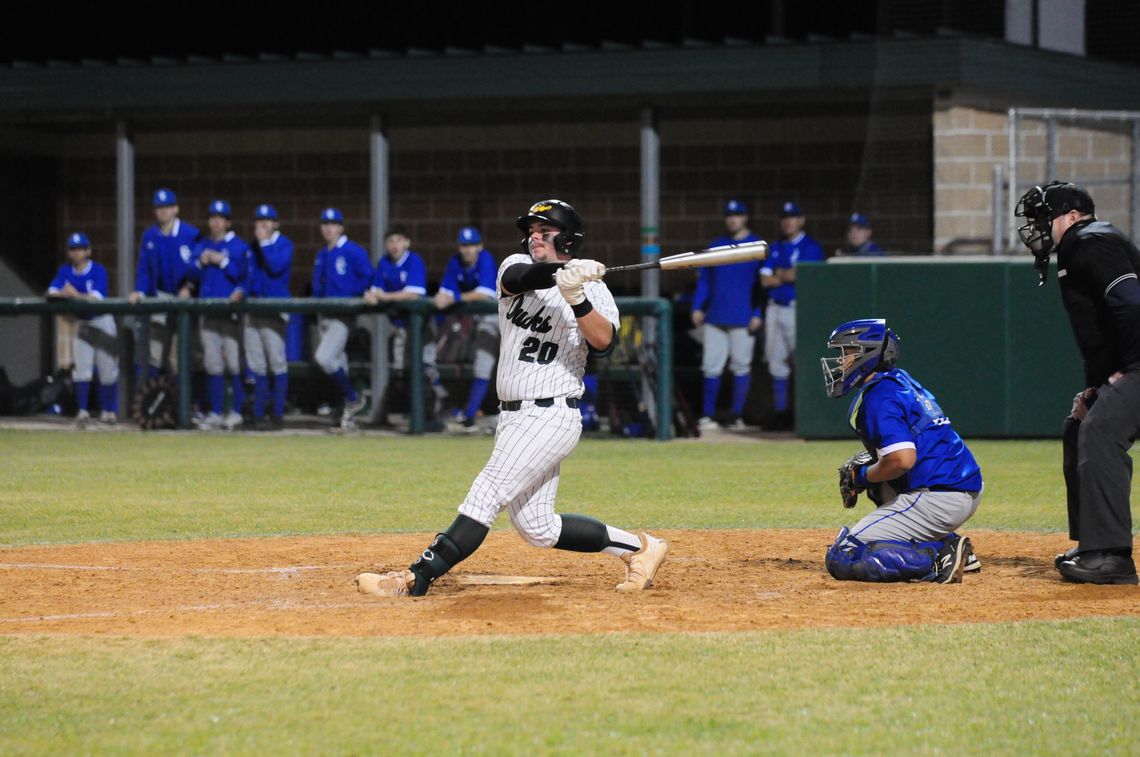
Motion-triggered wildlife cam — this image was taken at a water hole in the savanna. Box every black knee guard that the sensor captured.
[408,515,489,596]
[554,514,610,552]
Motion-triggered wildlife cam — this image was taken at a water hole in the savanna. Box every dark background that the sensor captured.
[3,1,1137,69]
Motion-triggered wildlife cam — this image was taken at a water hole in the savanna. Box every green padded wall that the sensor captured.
[794,259,1084,438]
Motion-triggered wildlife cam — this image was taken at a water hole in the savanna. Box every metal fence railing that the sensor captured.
[0,297,674,439]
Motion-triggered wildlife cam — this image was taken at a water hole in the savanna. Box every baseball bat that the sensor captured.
[606,241,768,273]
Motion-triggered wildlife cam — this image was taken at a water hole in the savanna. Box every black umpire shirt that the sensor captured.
[1055,220,1140,387]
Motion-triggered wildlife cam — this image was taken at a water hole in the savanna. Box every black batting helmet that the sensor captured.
[515,199,585,256]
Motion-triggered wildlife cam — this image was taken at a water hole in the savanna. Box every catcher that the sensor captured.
[822,319,983,583]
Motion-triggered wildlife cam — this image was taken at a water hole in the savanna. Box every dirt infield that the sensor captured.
[1,529,1137,637]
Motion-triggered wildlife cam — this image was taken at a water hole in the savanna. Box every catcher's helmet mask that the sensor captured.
[822,318,900,398]
[1014,181,1096,285]
[516,199,585,257]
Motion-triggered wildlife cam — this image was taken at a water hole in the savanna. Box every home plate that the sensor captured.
[455,575,559,585]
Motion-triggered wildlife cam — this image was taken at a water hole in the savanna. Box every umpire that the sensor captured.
[1015,181,1140,584]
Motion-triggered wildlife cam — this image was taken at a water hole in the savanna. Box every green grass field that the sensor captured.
[1,431,1138,754]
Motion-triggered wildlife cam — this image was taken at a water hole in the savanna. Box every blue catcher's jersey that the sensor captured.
[312,236,373,298]
[189,232,250,299]
[848,368,983,493]
[49,261,109,320]
[438,250,497,300]
[693,233,763,326]
[764,231,824,305]
[135,219,201,296]
[247,232,294,298]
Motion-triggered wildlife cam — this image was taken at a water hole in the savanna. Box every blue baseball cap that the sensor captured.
[321,207,344,224]
[255,203,278,221]
[724,199,748,216]
[779,201,804,218]
[153,188,177,207]
[67,232,90,249]
[849,212,871,228]
[457,226,482,245]
[208,199,231,218]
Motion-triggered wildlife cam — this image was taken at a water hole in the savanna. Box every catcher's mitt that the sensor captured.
[838,450,874,509]
[133,374,177,430]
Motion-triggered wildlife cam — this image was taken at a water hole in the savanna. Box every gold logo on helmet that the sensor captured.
[531,204,553,213]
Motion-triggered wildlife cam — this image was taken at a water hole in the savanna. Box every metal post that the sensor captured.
[655,299,673,441]
[116,122,135,409]
[1132,120,1140,242]
[369,116,391,423]
[1008,108,1017,251]
[177,308,191,429]
[1046,116,1057,182]
[991,164,1004,254]
[640,107,661,429]
[408,307,424,434]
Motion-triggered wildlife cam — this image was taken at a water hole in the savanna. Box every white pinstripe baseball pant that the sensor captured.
[458,401,581,547]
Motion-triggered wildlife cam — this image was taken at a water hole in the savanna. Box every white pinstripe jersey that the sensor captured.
[495,253,620,401]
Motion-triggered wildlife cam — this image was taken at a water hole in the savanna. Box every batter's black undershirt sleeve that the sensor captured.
[500,262,563,295]
[587,325,618,358]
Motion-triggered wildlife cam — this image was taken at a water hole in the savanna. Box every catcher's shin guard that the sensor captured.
[407,515,489,596]
[826,528,940,582]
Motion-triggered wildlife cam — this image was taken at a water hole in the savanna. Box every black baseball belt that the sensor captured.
[500,397,580,411]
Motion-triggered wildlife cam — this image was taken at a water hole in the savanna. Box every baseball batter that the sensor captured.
[823,318,983,583]
[47,232,119,427]
[761,201,824,428]
[356,199,668,597]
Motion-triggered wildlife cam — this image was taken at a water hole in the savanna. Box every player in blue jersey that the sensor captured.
[433,226,500,432]
[364,225,439,426]
[835,213,885,257]
[760,201,826,429]
[245,203,293,430]
[47,232,120,427]
[822,319,982,584]
[692,199,763,432]
[312,207,373,430]
[128,187,200,377]
[185,200,249,430]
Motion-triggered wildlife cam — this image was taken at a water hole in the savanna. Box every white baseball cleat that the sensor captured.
[75,409,90,429]
[197,412,223,430]
[355,570,415,597]
[616,533,669,591]
[222,411,244,431]
[696,416,719,433]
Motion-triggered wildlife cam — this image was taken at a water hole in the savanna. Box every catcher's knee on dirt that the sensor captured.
[407,515,489,596]
[825,528,939,582]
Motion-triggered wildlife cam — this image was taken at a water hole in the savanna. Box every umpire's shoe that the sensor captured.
[616,533,669,591]
[934,534,973,584]
[1054,546,1079,571]
[356,569,416,597]
[1058,551,1139,585]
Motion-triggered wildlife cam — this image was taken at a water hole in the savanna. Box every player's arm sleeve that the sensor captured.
[475,252,498,298]
[403,256,427,295]
[437,259,460,299]
[863,391,916,459]
[221,247,246,285]
[499,262,563,295]
[93,265,108,298]
[134,243,153,295]
[1104,274,1140,369]
[354,249,374,293]
[47,266,67,294]
[262,238,293,277]
[584,283,620,357]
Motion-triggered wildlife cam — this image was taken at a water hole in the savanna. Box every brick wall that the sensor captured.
[48,100,934,297]
[934,105,1135,253]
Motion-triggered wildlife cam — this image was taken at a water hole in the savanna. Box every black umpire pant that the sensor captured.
[1062,369,1140,553]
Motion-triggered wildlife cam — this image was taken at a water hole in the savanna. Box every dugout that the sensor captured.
[2,6,1140,434]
